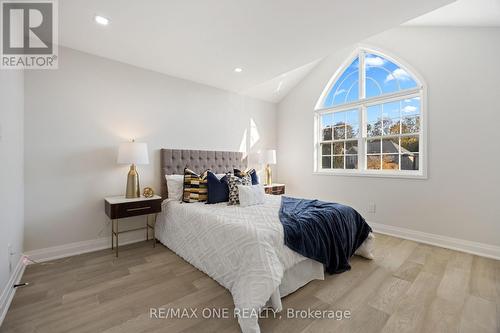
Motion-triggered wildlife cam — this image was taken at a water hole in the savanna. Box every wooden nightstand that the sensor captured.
[104,195,162,257]
[264,183,285,195]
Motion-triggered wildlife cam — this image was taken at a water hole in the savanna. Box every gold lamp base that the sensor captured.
[265,164,272,185]
[125,164,140,198]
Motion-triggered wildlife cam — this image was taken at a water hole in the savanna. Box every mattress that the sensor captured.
[155,195,324,333]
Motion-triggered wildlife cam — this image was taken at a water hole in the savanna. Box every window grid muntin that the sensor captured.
[316,50,423,175]
[365,133,420,171]
[365,97,420,171]
[319,107,360,170]
[320,93,421,172]
[325,57,360,107]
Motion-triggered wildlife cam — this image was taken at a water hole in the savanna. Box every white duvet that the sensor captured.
[156,194,308,333]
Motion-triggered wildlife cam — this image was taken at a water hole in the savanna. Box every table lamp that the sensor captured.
[262,149,276,185]
[117,140,149,198]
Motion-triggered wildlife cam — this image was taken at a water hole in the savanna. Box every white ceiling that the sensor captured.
[59,0,454,102]
[406,0,500,27]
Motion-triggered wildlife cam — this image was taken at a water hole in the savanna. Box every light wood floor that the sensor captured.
[2,234,499,333]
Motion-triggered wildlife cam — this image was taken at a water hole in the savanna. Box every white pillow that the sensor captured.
[355,232,375,260]
[165,174,184,201]
[238,185,265,207]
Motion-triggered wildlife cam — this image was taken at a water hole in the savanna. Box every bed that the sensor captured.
[156,149,371,333]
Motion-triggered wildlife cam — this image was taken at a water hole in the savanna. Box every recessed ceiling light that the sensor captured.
[234,67,243,73]
[94,15,110,26]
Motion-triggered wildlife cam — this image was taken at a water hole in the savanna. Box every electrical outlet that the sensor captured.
[368,203,376,214]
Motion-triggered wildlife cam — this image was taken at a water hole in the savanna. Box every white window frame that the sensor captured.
[313,46,427,179]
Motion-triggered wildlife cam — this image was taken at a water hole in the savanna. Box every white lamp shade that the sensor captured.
[261,149,277,165]
[117,142,149,165]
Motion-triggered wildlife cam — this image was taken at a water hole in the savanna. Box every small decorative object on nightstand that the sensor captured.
[143,187,154,198]
[104,195,162,257]
[264,183,285,195]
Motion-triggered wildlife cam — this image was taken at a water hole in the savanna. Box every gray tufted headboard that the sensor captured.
[160,149,247,198]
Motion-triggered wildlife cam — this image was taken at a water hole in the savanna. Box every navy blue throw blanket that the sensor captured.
[279,196,372,274]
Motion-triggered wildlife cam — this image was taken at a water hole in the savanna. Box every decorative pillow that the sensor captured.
[234,168,257,185]
[182,168,209,203]
[165,174,184,201]
[206,171,229,204]
[354,232,375,260]
[238,185,265,207]
[227,173,250,205]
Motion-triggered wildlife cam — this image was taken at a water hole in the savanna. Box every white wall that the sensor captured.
[0,71,24,293]
[24,47,277,252]
[277,27,500,247]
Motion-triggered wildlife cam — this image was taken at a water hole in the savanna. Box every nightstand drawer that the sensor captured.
[105,198,162,219]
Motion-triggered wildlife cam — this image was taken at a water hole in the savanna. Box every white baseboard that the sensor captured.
[370,222,500,260]
[0,256,26,326]
[24,232,147,263]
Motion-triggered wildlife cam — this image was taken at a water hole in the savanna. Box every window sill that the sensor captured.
[313,169,427,180]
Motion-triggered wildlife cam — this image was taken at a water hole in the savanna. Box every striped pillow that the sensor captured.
[182,168,209,203]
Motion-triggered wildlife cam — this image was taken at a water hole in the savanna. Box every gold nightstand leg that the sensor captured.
[111,219,114,250]
[153,213,157,248]
[115,219,119,258]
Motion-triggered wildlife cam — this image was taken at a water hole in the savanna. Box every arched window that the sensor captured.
[314,48,426,178]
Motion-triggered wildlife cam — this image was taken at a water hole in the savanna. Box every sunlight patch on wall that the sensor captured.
[239,128,248,159]
[250,118,260,149]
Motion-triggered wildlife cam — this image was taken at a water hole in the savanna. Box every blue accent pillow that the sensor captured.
[206,171,229,204]
[234,168,259,185]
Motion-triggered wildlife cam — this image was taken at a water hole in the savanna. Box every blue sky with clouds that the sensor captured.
[323,53,418,108]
